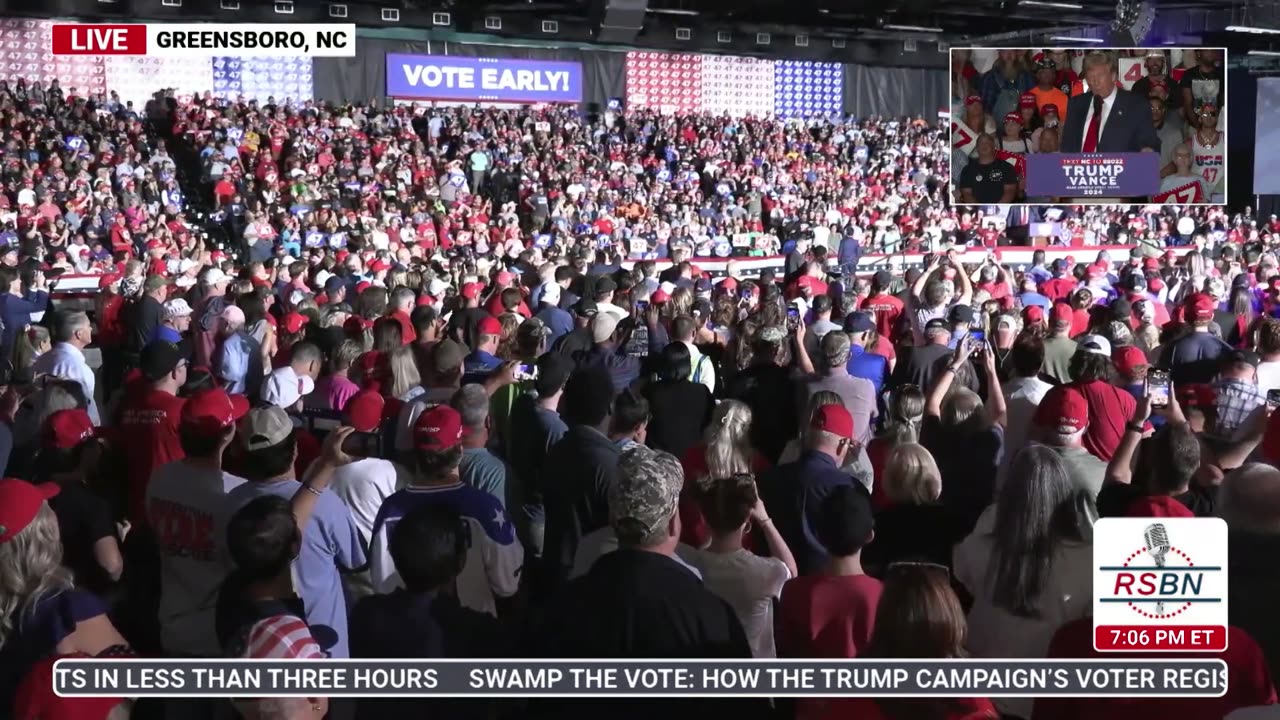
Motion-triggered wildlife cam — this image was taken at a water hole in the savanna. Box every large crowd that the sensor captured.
[0,69,1279,720]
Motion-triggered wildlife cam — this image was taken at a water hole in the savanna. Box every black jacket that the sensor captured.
[541,425,621,589]
[530,549,767,719]
[128,294,165,353]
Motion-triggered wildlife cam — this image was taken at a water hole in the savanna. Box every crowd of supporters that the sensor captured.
[0,75,1279,720]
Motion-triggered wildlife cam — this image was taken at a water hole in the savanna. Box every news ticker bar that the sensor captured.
[50,24,357,57]
[54,659,1229,698]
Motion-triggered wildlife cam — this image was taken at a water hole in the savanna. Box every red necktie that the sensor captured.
[1082,95,1103,153]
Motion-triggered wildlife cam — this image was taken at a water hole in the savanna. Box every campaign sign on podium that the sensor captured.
[1026,153,1160,198]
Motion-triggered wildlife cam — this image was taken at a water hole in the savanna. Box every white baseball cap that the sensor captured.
[163,299,193,319]
[262,367,316,409]
[1077,334,1112,357]
[202,267,229,285]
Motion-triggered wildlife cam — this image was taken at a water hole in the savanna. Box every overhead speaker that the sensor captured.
[590,0,647,44]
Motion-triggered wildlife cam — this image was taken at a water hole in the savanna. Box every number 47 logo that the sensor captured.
[951,120,977,156]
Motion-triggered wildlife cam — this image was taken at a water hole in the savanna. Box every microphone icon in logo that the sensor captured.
[1144,523,1171,614]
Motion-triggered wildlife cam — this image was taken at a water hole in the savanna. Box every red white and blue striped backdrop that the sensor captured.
[625,51,842,117]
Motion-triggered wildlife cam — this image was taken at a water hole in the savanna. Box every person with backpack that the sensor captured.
[673,314,715,395]
[191,267,232,369]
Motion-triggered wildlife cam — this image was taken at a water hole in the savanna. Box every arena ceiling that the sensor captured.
[631,0,1264,41]
[435,0,1280,56]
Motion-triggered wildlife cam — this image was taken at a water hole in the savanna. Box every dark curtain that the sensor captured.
[312,38,433,106]
[583,50,626,110]
[841,63,948,118]
[313,39,626,110]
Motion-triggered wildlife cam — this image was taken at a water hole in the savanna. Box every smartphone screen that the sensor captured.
[514,363,539,381]
[967,330,985,343]
[1268,389,1280,408]
[1147,370,1170,407]
[341,431,381,458]
[635,301,649,313]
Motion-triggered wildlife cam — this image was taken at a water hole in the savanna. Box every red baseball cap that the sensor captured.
[281,312,309,335]
[416,294,436,307]
[652,289,671,304]
[1041,104,1059,116]
[1004,111,1023,126]
[42,409,96,450]
[965,95,983,106]
[0,479,59,544]
[797,275,817,291]
[181,389,250,435]
[1034,388,1090,433]
[810,404,854,441]
[355,281,372,295]
[461,282,483,300]
[719,277,739,293]
[344,390,386,433]
[1112,346,1149,378]
[369,258,391,273]
[1019,93,1037,109]
[356,351,389,386]
[1050,302,1073,326]
[344,316,373,335]
[1186,292,1215,321]
[496,270,516,286]
[97,272,122,289]
[413,404,463,451]
[146,239,165,251]
[1178,383,1216,410]
[1022,305,1045,324]
[477,316,502,336]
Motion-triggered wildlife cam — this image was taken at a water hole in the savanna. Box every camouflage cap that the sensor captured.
[608,445,683,544]
[758,325,787,344]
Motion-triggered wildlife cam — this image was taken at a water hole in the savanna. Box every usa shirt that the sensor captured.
[369,483,522,617]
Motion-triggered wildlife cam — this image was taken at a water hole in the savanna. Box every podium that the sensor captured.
[1026,153,1161,200]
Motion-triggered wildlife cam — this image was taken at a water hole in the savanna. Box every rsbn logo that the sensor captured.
[1093,517,1228,652]
[1103,522,1222,619]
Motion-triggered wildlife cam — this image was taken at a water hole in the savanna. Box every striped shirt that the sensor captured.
[241,615,324,660]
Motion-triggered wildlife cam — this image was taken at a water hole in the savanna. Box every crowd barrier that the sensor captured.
[47,245,1195,299]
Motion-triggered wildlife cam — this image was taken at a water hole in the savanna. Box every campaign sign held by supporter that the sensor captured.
[1026,153,1160,198]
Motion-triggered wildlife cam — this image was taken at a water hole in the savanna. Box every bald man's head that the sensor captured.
[1220,463,1280,534]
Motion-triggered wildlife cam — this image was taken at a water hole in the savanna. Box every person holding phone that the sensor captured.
[1211,350,1266,442]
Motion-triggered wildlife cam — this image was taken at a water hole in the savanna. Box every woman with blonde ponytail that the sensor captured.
[677,400,771,549]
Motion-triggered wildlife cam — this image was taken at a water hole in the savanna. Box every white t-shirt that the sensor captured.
[1256,360,1280,396]
[911,303,953,345]
[686,548,790,658]
[999,375,1055,485]
[329,458,403,546]
[146,460,247,656]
